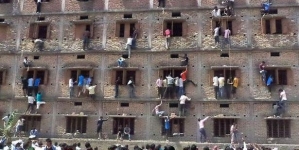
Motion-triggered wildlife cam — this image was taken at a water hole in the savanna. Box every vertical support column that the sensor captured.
[297,17,299,46]
[51,54,60,136]
[197,13,202,48]
[246,16,253,48]
[58,0,66,50]
[145,102,151,140]
[147,14,153,48]
[102,16,107,49]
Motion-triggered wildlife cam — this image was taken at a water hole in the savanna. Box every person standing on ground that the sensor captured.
[179,93,191,116]
[36,0,41,13]
[230,123,238,145]
[21,76,28,97]
[164,116,171,141]
[45,138,56,150]
[156,76,163,99]
[97,116,108,139]
[83,30,90,51]
[116,125,123,140]
[14,117,25,137]
[164,28,171,49]
[152,100,165,117]
[127,76,136,98]
[198,116,210,143]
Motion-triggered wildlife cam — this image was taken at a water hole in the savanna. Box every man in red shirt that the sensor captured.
[180,67,197,93]
[164,29,171,49]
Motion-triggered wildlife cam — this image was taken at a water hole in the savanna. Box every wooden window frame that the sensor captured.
[163,19,187,37]
[161,118,185,136]
[28,23,51,39]
[0,25,8,42]
[262,18,288,34]
[265,68,291,85]
[112,117,135,135]
[115,20,139,38]
[66,116,87,133]
[0,70,7,85]
[213,118,237,137]
[267,119,290,138]
[22,115,42,132]
[64,69,94,84]
[22,69,49,85]
[110,69,140,86]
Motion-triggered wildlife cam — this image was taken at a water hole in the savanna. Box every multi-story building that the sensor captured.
[0,0,298,144]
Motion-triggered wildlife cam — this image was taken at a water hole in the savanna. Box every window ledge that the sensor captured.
[71,20,93,24]
[109,114,136,118]
[264,116,298,120]
[210,65,239,69]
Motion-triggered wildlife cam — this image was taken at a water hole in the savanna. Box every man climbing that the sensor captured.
[261,0,272,16]
[152,100,165,117]
[181,67,197,94]
[83,29,90,51]
[259,61,267,83]
[198,116,210,143]
[164,28,171,49]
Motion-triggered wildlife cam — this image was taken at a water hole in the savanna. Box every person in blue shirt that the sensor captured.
[164,116,171,141]
[29,128,38,138]
[33,78,41,96]
[261,1,271,16]
[77,74,84,97]
[266,75,273,92]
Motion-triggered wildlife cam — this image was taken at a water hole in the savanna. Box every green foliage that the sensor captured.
[0,111,19,138]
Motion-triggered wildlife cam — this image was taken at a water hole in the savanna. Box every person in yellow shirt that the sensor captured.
[232,76,239,99]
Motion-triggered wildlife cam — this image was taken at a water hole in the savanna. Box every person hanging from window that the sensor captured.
[23,57,31,71]
[231,76,239,99]
[179,93,191,116]
[261,1,272,16]
[156,76,163,99]
[34,39,44,51]
[25,93,35,114]
[33,77,41,96]
[278,89,287,116]
[180,54,189,66]
[87,83,97,100]
[266,74,273,92]
[36,92,45,114]
[228,0,235,15]
[164,28,171,49]
[21,76,28,97]
[117,56,126,67]
[115,77,121,98]
[213,75,219,100]
[211,26,220,49]
[224,27,231,49]
[158,0,165,8]
[165,74,174,99]
[83,29,90,51]
[180,67,197,94]
[218,74,225,99]
[259,61,267,83]
[125,36,133,58]
[36,0,42,13]
[123,124,131,141]
[127,76,136,98]
[132,27,138,49]
[211,6,221,17]
[152,100,165,117]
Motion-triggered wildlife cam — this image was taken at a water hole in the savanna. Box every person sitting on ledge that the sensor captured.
[117,57,126,67]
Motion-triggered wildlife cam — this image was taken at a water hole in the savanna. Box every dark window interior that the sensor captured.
[0,0,10,3]
[275,19,282,34]
[116,71,124,85]
[267,119,290,138]
[265,20,271,34]
[119,24,125,37]
[126,71,136,84]
[214,119,236,137]
[167,22,183,37]
[36,71,45,84]
[113,118,135,135]
[22,115,41,132]
[38,25,48,39]
[130,23,135,37]
[278,70,287,85]
[161,118,184,136]
[66,117,87,133]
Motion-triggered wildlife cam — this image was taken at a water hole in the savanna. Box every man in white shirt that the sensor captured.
[28,77,34,95]
[125,36,133,58]
[211,26,220,49]
[88,84,97,100]
[178,77,184,98]
[127,77,135,98]
[218,74,225,99]
[69,78,75,98]
[2,114,10,127]
[179,94,191,116]
[224,28,231,48]
[152,100,164,117]
[156,76,163,99]
[278,89,287,115]
[198,116,210,143]
[211,6,221,17]
[14,117,25,137]
[213,75,219,99]
[166,74,174,99]
[25,94,35,114]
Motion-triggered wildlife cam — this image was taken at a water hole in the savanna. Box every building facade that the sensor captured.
[0,0,298,144]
